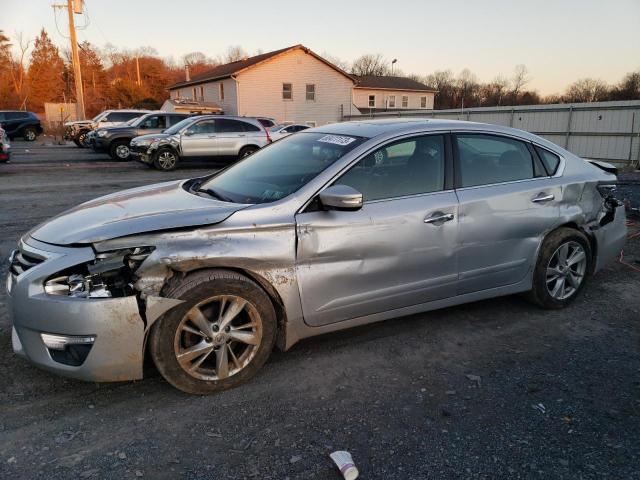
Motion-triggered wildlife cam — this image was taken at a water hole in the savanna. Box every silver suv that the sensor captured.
[129,116,271,170]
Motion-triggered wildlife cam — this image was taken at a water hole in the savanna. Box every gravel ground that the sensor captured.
[0,140,639,480]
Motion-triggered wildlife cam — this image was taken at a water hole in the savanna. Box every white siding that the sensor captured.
[236,49,354,124]
[353,88,435,110]
[169,79,238,115]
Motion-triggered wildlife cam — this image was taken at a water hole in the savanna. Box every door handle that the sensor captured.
[207,135,217,138]
[238,134,246,137]
[424,212,455,224]
[531,193,555,203]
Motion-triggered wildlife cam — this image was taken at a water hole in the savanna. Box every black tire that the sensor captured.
[238,145,258,159]
[149,269,277,395]
[527,227,591,309]
[109,140,131,161]
[74,131,88,148]
[23,127,37,142]
[153,148,178,171]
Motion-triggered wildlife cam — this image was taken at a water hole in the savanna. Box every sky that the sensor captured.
[3,0,640,95]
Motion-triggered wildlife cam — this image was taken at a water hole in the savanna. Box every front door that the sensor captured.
[180,119,218,157]
[453,132,561,294]
[296,134,459,327]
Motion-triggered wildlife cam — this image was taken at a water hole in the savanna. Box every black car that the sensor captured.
[0,111,43,141]
[91,112,192,160]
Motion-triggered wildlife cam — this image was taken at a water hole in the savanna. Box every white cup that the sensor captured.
[330,451,359,480]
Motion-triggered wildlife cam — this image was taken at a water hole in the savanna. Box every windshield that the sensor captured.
[199,132,366,204]
[92,112,106,122]
[164,117,196,135]
[127,116,143,126]
[269,125,285,133]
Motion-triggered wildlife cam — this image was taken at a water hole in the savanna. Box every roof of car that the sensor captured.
[313,118,542,142]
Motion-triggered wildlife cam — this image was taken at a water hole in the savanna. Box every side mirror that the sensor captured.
[183,130,194,136]
[319,185,363,211]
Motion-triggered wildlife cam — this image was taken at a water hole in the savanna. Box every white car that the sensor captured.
[269,124,310,140]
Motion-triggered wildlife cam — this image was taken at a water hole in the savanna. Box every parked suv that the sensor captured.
[64,109,149,147]
[91,112,192,160]
[129,116,271,171]
[0,111,43,141]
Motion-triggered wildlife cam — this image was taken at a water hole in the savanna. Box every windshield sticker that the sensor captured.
[317,134,356,146]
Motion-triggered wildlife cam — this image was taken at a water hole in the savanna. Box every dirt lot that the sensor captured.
[0,140,639,479]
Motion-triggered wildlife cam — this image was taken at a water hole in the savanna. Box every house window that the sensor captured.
[192,87,197,100]
[283,83,292,100]
[306,84,316,101]
[420,96,427,108]
[388,95,396,108]
[402,96,409,108]
[219,83,225,101]
[368,95,375,108]
[199,86,204,101]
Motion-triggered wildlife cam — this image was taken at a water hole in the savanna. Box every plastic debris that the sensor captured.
[330,451,359,480]
[532,403,546,414]
[465,374,482,387]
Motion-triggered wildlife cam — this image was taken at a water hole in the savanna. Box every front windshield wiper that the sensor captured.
[196,187,234,203]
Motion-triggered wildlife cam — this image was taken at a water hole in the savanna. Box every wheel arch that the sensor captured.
[539,222,597,274]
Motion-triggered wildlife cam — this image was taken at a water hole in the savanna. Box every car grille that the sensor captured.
[9,249,45,276]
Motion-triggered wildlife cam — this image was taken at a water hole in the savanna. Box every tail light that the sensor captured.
[264,127,272,143]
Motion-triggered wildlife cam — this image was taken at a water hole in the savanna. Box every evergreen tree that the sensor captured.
[27,29,65,111]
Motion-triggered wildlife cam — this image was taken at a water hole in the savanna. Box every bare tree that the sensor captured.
[565,78,609,102]
[321,52,350,72]
[457,68,479,108]
[5,31,31,109]
[424,70,456,109]
[223,45,248,63]
[511,64,530,102]
[351,54,389,76]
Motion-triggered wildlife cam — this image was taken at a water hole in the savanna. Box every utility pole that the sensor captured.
[60,0,85,120]
[136,56,141,86]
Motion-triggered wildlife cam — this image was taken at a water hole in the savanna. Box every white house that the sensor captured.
[352,75,436,113]
[167,45,437,124]
[167,45,355,126]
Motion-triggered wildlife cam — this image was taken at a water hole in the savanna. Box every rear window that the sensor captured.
[258,118,276,128]
[534,146,561,175]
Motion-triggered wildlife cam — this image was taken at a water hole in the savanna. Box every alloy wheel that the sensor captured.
[158,151,176,169]
[25,130,36,141]
[173,295,263,381]
[546,241,587,300]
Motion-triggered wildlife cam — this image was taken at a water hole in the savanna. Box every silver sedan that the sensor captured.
[7,119,626,394]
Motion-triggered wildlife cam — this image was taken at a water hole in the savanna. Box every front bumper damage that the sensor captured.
[7,237,182,382]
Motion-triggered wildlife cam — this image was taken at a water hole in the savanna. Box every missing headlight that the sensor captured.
[44,247,154,298]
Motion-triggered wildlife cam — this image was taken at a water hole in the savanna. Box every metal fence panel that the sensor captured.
[342,100,640,167]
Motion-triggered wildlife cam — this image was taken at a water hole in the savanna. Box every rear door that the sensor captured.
[180,119,217,157]
[215,119,254,156]
[453,132,560,294]
[296,133,459,326]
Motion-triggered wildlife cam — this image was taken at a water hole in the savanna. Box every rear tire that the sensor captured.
[109,140,131,161]
[149,269,277,395]
[238,145,258,159]
[153,148,178,171]
[527,227,591,309]
[23,127,37,142]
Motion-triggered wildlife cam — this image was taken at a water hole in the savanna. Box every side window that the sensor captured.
[141,115,161,129]
[456,134,537,187]
[243,122,261,132]
[368,95,375,107]
[534,145,560,175]
[188,120,216,135]
[168,115,187,125]
[107,112,138,122]
[216,119,248,133]
[335,135,446,202]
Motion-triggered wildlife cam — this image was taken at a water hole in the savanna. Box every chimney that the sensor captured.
[185,65,190,82]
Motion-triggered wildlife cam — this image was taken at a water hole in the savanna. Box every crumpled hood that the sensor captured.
[131,133,172,144]
[65,120,93,127]
[29,180,246,245]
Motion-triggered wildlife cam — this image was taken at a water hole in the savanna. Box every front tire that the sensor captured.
[149,269,277,395]
[74,131,88,148]
[528,228,591,309]
[153,148,178,171]
[109,140,131,161]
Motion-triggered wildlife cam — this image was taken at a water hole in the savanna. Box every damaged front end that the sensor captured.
[7,238,183,382]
